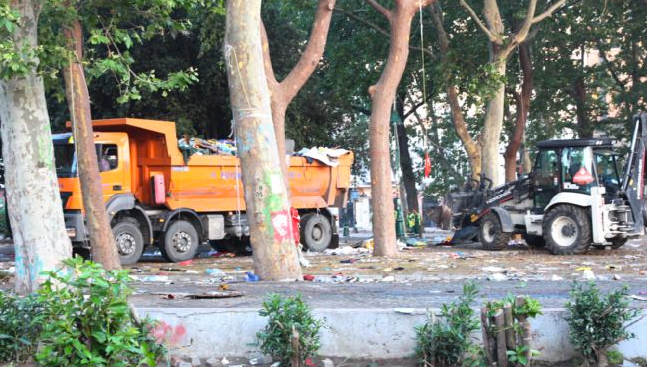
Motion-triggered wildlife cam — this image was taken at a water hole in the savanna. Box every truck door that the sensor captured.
[97,144,124,201]
[533,149,559,211]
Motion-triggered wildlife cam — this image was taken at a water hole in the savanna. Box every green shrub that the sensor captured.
[0,291,42,363]
[415,282,481,367]
[565,282,640,367]
[256,293,323,367]
[35,257,164,367]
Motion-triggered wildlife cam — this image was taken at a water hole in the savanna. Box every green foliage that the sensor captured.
[256,294,323,367]
[506,345,540,367]
[485,294,543,319]
[35,257,164,367]
[0,1,39,79]
[415,282,481,367]
[0,292,42,363]
[606,350,623,365]
[565,282,639,366]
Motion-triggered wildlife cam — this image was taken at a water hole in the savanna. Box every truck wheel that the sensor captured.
[479,212,510,250]
[523,234,545,248]
[543,205,591,255]
[300,213,332,252]
[160,220,199,262]
[113,218,144,265]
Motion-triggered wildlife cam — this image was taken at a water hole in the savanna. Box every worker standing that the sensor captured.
[408,209,422,236]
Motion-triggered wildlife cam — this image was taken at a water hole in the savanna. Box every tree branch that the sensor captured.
[280,0,336,103]
[596,39,626,89]
[458,0,500,44]
[259,22,278,85]
[513,0,537,44]
[532,0,567,24]
[366,0,392,20]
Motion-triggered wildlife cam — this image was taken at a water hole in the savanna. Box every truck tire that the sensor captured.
[523,234,545,248]
[300,213,332,252]
[543,205,591,255]
[112,218,144,265]
[160,220,199,262]
[479,212,510,250]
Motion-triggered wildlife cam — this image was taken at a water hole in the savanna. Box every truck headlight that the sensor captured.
[66,228,76,238]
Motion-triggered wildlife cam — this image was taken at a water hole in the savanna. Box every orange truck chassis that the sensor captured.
[54,118,353,264]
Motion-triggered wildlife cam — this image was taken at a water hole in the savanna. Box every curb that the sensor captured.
[137,307,647,362]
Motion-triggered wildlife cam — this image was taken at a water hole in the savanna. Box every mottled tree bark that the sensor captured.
[572,76,593,138]
[225,0,302,280]
[366,0,433,257]
[261,0,336,179]
[504,41,533,183]
[395,95,418,212]
[0,0,72,293]
[62,19,121,270]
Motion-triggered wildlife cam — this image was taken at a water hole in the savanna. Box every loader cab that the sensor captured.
[532,138,618,212]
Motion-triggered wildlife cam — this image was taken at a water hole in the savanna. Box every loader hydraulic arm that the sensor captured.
[621,113,647,232]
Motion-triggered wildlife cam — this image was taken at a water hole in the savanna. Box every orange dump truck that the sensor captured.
[53,118,353,264]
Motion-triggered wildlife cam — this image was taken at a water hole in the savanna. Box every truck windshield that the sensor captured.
[54,144,76,178]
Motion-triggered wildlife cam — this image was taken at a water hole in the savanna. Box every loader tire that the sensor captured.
[160,220,199,262]
[543,205,591,255]
[479,212,510,251]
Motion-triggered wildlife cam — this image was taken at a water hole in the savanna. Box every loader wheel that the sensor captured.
[479,212,510,251]
[300,213,332,252]
[543,205,591,255]
[112,218,144,265]
[523,234,545,248]
[160,220,199,262]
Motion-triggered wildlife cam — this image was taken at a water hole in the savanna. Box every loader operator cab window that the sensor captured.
[595,150,621,198]
[533,149,559,210]
[561,147,594,194]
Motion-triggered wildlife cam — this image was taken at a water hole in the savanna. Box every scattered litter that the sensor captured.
[187,291,243,299]
[250,356,273,365]
[394,267,405,271]
[324,246,369,256]
[394,308,416,314]
[630,295,647,301]
[382,275,395,282]
[576,267,592,271]
[449,252,471,259]
[206,268,226,276]
[581,270,596,280]
[200,250,220,258]
[551,274,564,281]
[340,259,356,264]
[177,260,193,266]
[299,256,311,267]
[214,252,236,258]
[245,272,260,282]
[482,266,505,273]
[613,274,622,280]
[135,275,170,282]
[488,273,508,281]
[303,274,315,281]
[383,268,393,272]
[159,267,185,272]
[141,250,162,258]
[221,356,230,365]
[323,358,334,367]
[397,240,406,250]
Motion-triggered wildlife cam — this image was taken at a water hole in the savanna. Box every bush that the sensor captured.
[256,293,323,367]
[35,257,164,367]
[565,282,640,367]
[415,282,481,367]
[0,291,42,363]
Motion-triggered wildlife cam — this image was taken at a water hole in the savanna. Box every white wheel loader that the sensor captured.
[449,113,647,255]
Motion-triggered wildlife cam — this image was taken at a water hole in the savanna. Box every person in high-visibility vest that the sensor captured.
[407,209,422,236]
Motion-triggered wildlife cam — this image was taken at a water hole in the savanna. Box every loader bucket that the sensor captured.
[450,225,479,244]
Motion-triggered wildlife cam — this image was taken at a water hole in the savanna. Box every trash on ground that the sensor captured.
[382,275,395,282]
[630,295,647,301]
[303,274,315,281]
[482,266,505,273]
[581,270,596,280]
[245,271,260,282]
[206,268,226,276]
[488,273,508,281]
[324,246,369,256]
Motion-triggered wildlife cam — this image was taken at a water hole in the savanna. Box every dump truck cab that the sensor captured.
[54,118,354,264]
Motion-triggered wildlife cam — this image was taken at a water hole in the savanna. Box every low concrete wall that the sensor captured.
[139,307,647,362]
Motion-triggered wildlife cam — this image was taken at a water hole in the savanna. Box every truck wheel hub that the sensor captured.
[172,232,192,253]
[116,233,136,255]
[312,225,323,241]
[551,217,578,247]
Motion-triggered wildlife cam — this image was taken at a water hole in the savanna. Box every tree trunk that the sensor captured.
[0,0,72,294]
[481,60,507,185]
[395,96,418,212]
[62,19,121,270]
[573,76,593,138]
[367,0,431,257]
[225,0,302,280]
[504,41,533,183]
[261,0,336,179]
[429,2,481,181]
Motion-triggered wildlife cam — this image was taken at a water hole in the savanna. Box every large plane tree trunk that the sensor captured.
[504,41,533,183]
[261,0,336,179]
[62,19,121,270]
[0,0,72,294]
[225,0,302,280]
[366,0,433,257]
